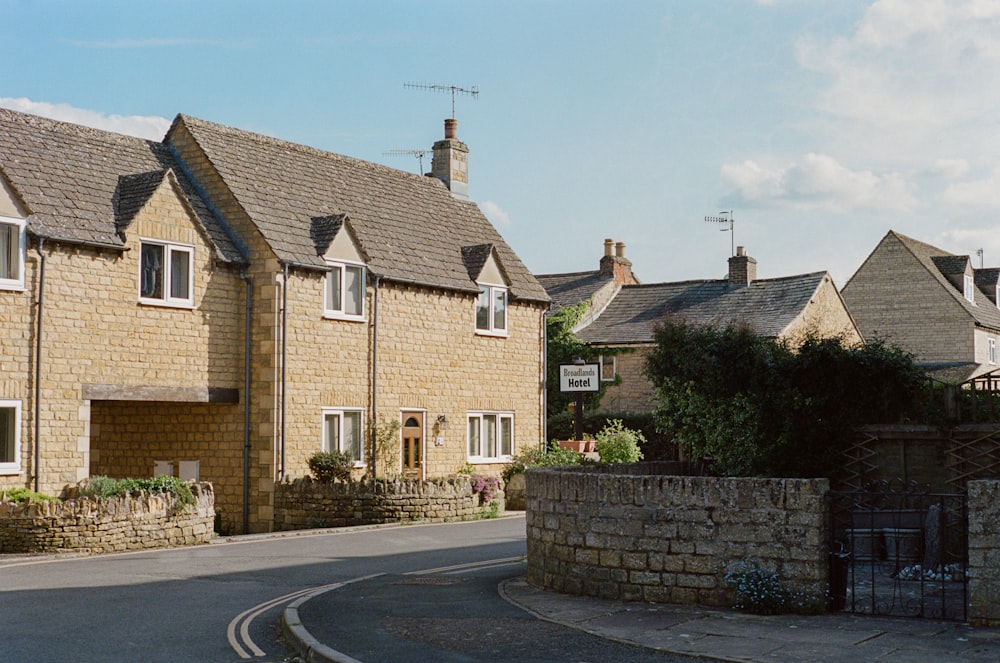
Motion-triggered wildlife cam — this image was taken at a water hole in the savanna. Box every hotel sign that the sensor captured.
[559,363,600,392]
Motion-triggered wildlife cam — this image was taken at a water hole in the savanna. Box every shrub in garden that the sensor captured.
[77,475,195,508]
[501,440,583,482]
[594,419,645,463]
[0,488,59,503]
[307,450,355,483]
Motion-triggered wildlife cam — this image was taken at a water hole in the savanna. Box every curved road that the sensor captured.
[0,515,694,662]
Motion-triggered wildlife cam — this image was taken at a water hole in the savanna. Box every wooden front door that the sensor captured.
[401,412,423,479]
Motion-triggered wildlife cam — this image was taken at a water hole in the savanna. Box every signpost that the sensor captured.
[559,363,599,441]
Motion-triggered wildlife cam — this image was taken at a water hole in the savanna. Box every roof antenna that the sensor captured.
[383,149,431,175]
[704,211,735,257]
[404,82,479,118]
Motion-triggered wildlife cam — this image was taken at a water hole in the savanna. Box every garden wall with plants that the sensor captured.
[273,475,503,531]
[525,464,828,607]
[0,482,215,554]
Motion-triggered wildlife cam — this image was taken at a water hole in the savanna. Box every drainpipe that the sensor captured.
[541,307,548,451]
[279,263,289,481]
[239,268,253,534]
[33,237,46,493]
[370,275,381,478]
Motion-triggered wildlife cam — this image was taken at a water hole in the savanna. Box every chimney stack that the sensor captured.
[728,245,757,286]
[431,118,469,200]
[600,238,638,285]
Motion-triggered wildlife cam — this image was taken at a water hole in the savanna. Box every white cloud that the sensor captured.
[722,153,916,212]
[480,200,512,227]
[0,97,170,140]
[941,167,1000,207]
[930,158,970,179]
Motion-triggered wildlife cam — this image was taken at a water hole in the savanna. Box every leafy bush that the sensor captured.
[723,560,826,615]
[594,419,645,463]
[78,475,195,508]
[0,488,59,503]
[308,450,355,483]
[547,410,677,461]
[501,441,583,482]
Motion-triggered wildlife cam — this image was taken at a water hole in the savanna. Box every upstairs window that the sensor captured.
[322,408,364,465]
[139,240,193,307]
[475,284,507,336]
[0,217,25,290]
[964,275,976,304]
[467,412,513,462]
[991,339,997,366]
[324,261,365,320]
[0,400,21,474]
[599,355,617,382]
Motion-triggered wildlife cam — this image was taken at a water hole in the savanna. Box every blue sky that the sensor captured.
[3,0,999,287]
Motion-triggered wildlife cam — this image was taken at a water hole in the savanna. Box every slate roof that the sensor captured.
[574,273,829,345]
[887,231,1000,332]
[171,115,548,303]
[534,270,615,311]
[0,108,245,263]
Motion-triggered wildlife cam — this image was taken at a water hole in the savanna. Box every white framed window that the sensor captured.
[964,274,976,304]
[599,354,617,382]
[322,408,364,466]
[0,400,21,475]
[324,261,365,320]
[990,339,997,365]
[475,284,508,336]
[138,239,194,307]
[995,285,999,310]
[0,216,26,290]
[467,412,513,462]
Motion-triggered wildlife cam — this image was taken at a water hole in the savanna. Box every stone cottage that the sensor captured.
[0,109,548,533]
[537,240,861,413]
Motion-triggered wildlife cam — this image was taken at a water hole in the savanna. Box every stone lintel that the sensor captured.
[82,383,239,403]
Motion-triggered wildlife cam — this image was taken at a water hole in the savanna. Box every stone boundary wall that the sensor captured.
[968,480,1000,625]
[525,464,828,605]
[273,476,504,531]
[0,483,215,553]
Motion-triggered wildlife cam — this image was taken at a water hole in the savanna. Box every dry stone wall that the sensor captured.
[273,476,503,530]
[525,464,828,605]
[0,483,214,553]
[968,479,1000,625]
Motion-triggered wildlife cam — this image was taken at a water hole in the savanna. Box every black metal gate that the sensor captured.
[827,482,968,620]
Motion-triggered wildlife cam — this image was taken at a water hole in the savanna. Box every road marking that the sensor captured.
[228,556,524,658]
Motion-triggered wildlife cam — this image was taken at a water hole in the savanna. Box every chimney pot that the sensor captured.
[444,118,457,139]
[615,241,626,258]
[736,245,746,257]
[604,238,614,257]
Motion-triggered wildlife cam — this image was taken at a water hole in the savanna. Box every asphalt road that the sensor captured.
[0,515,699,662]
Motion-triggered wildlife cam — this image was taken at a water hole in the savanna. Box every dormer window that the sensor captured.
[995,284,999,309]
[476,284,507,336]
[964,275,976,303]
[0,216,25,290]
[324,261,365,320]
[139,239,193,307]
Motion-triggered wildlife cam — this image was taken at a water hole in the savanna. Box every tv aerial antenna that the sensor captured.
[704,211,735,257]
[383,149,431,175]
[404,82,479,118]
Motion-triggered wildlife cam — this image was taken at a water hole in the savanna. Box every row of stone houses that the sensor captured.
[0,109,548,533]
[2,105,993,533]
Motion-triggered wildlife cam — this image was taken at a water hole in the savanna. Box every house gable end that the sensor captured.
[0,169,28,219]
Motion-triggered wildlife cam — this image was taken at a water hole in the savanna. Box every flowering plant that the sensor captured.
[724,560,827,615]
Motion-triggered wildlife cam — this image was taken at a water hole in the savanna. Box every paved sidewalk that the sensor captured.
[500,576,1000,662]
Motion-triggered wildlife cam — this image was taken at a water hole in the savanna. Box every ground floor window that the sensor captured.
[467,412,513,462]
[322,408,364,465]
[0,400,21,474]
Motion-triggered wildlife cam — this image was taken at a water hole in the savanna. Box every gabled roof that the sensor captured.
[575,272,830,345]
[169,115,548,303]
[534,270,615,311]
[0,108,245,263]
[884,231,1000,332]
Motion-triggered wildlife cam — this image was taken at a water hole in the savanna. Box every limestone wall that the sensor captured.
[525,464,828,605]
[0,482,214,553]
[273,476,503,530]
[968,480,1000,625]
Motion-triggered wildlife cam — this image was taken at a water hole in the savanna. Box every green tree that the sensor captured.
[645,320,925,478]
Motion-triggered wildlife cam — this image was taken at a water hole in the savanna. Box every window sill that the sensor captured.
[0,466,22,476]
[466,457,512,465]
[138,298,195,310]
[475,329,509,338]
[0,283,25,292]
[323,312,367,323]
